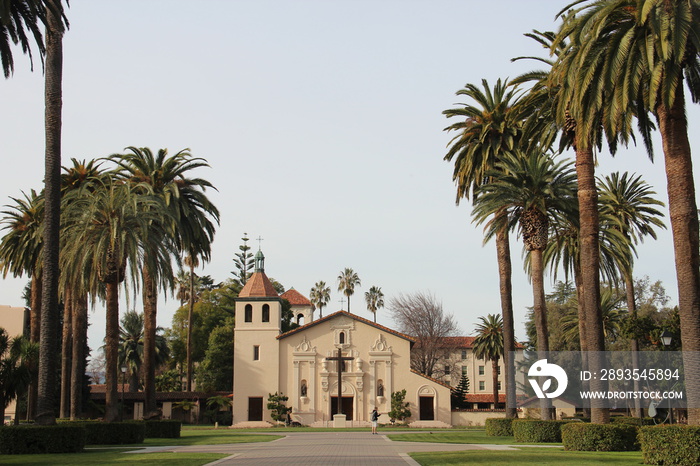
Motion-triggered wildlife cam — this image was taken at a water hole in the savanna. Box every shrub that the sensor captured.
[0,425,85,454]
[485,418,514,436]
[512,419,571,443]
[639,425,700,466]
[143,420,181,438]
[610,416,655,427]
[562,423,639,451]
[73,421,145,445]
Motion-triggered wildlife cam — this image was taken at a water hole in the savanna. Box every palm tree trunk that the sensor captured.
[491,358,499,411]
[36,0,64,425]
[142,265,158,415]
[70,292,87,420]
[575,140,609,424]
[27,272,41,420]
[104,281,120,422]
[186,265,195,391]
[574,264,590,419]
[60,286,72,419]
[656,88,700,426]
[624,272,642,419]
[495,227,517,418]
[530,248,553,420]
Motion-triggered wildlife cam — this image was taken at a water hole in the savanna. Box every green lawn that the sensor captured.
[410,448,644,465]
[0,449,226,465]
[387,430,554,445]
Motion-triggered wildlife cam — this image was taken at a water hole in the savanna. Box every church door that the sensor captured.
[419,396,434,420]
[330,397,354,420]
[248,397,263,421]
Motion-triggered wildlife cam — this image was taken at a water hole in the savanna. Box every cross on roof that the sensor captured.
[326,348,354,416]
[256,235,264,250]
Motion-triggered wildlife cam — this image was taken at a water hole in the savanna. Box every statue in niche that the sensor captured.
[301,381,308,397]
[377,382,384,397]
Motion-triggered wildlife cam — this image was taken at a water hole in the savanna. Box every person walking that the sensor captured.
[370,407,379,434]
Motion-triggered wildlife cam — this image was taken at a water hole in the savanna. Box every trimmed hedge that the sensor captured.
[610,416,655,427]
[562,423,639,451]
[485,418,514,436]
[143,420,181,438]
[639,425,700,466]
[512,419,571,443]
[74,421,145,445]
[0,425,86,454]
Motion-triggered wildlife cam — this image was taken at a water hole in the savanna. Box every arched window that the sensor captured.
[296,313,304,325]
[339,331,345,344]
[262,304,270,322]
[244,304,253,323]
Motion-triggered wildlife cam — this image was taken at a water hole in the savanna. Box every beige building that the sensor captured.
[0,305,30,424]
[232,251,452,427]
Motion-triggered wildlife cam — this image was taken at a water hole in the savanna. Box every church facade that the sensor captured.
[232,252,452,427]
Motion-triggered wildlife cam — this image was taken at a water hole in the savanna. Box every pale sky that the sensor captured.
[1,1,697,356]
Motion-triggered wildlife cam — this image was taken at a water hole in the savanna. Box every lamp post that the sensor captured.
[120,365,127,422]
[660,330,673,424]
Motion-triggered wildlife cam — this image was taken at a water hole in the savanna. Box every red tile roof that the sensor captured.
[281,288,311,306]
[464,394,507,403]
[239,271,279,298]
[438,336,526,349]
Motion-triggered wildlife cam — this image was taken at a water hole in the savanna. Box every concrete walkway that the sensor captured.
[127,431,544,465]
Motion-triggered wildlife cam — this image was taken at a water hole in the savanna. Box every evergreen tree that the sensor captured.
[451,373,471,410]
[388,389,411,423]
[232,233,253,287]
[266,392,291,424]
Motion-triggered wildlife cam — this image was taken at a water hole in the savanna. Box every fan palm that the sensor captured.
[110,146,219,403]
[472,314,504,411]
[365,286,384,323]
[473,150,577,419]
[310,281,331,319]
[443,78,523,418]
[337,268,360,313]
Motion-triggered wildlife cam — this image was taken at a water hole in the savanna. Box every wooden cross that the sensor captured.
[338,297,346,310]
[256,235,264,249]
[325,348,354,416]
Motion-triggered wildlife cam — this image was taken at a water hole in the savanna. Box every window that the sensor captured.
[478,365,485,376]
[244,304,253,323]
[444,364,451,375]
[497,381,502,391]
[296,313,304,325]
[339,332,345,344]
[253,345,260,360]
[479,381,485,391]
[462,366,467,376]
[461,349,467,359]
[262,304,270,322]
[497,366,501,375]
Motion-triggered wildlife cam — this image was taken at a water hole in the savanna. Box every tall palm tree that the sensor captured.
[310,281,331,319]
[117,310,170,393]
[473,150,577,419]
[184,253,198,392]
[337,268,361,313]
[0,0,45,78]
[364,286,384,323]
[37,0,69,425]
[443,78,522,418]
[110,146,219,405]
[553,0,700,424]
[0,189,43,419]
[61,177,167,422]
[472,314,504,411]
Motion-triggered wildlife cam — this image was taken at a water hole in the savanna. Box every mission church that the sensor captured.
[232,250,452,427]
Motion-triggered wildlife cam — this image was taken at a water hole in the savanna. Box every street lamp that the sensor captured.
[120,365,128,422]
[660,331,673,424]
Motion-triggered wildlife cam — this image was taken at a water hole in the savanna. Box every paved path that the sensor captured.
[127,432,539,465]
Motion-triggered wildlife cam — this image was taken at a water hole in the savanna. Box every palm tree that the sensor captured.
[310,281,331,318]
[473,150,577,419]
[37,0,69,425]
[0,328,38,423]
[0,0,45,78]
[443,78,522,418]
[61,177,167,422]
[337,268,361,313]
[560,287,626,347]
[553,0,700,424]
[472,314,504,411]
[110,146,219,405]
[0,190,43,418]
[117,310,170,393]
[365,286,384,323]
[206,395,232,426]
